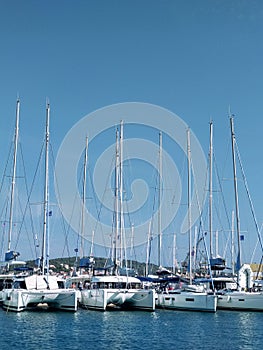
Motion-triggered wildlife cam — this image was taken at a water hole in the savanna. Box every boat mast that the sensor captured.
[158,132,162,267]
[7,99,20,253]
[114,127,120,274]
[231,210,235,275]
[119,120,124,268]
[230,115,241,271]
[41,103,50,276]
[146,220,152,276]
[209,121,213,258]
[172,233,176,274]
[90,230,95,256]
[187,128,193,284]
[129,223,134,269]
[80,136,89,258]
[193,226,197,270]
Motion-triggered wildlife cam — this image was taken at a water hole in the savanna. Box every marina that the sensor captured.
[0,1,263,349]
[0,103,263,314]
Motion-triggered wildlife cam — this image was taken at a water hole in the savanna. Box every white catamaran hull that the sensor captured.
[2,275,77,312]
[217,291,263,311]
[156,291,217,312]
[2,288,77,312]
[81,288,156,311]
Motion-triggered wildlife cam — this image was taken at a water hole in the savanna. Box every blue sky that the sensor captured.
[1,1,263,268]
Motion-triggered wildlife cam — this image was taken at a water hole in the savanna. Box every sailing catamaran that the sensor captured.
[80,121,156,311]
[2,103,77,312]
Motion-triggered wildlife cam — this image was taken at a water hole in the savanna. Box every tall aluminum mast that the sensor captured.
[41,103,50,275]
[158,132,162,267]
[230,115,241,270]
[7,99,20,252]
[187,128,193,284]
[80,136,89,258]
[209,121,214,258]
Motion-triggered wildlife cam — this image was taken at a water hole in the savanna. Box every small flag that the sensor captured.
[48,210,52,217]
[240,235,245,241]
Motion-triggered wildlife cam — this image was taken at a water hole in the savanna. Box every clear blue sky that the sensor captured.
[1,1,263,268]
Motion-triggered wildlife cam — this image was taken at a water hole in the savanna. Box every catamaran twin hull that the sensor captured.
[217,291,263,311]
[2,289,78,312]
[81,289,156,311]
[156,291,217,312]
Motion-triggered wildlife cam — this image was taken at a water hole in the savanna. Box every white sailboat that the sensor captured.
[217,115,263,311]
[65,136,94,302]
[80,121,156,311]
[156,129,217,312]
[156,284,217,312]
[193,121,239,295]
[2,103,77,312]
[0,100,28,303]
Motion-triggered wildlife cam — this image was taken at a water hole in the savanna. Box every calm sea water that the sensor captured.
[0,308,262,350]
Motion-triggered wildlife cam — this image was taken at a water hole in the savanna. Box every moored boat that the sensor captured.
[80,269,155,311]
[216,116,263,311]
[80,123,156,311]
[2,274,77,312]
[156,288,217,312]
[1,103,77,312]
